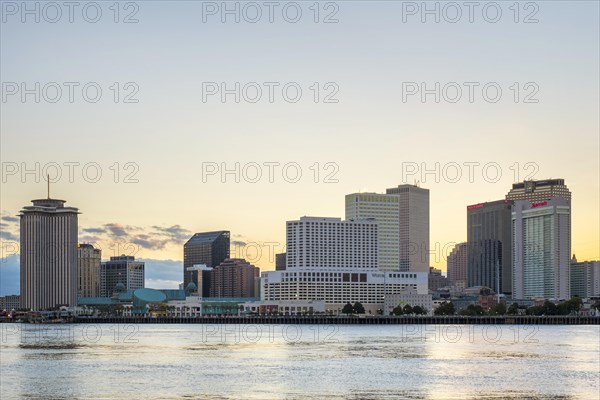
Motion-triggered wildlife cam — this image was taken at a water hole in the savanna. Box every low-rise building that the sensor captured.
[384,290,433,315]
[0,295,20,310]
[242,300,325,315]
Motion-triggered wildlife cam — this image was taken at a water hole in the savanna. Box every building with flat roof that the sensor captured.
[210,258,260,298]
[78,243,101,298]
[447,242,467,291]
[570,256,600,299]
[183,231,230,294]
[20,197,79,310]
[99,256,145,297]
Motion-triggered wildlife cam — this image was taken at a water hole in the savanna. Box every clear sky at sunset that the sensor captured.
[1,1,598,291]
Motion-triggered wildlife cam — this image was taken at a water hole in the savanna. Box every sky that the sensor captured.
[1,1,599,294]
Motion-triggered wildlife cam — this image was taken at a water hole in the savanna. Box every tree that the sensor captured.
[342,303,354,315]
[507,303,520,315]
[403,304,413,315]
[491,303,507,316]
[527,306,544,316]
[460,304,484,316]
[434,301,455,316]
[542,300,557,316]
[412,306,425,315]
[353,302,365,314]
[592,300,600,311]
[392,305,403,316]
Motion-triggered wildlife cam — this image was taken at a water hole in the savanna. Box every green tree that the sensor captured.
[412,306,425,315]
[353,302,365,314]
[491,303,507,315]
[542,300,557,315]
[507,303,520,315]
[592,300,600,312]
[403,304,413,315]
[392,305,403,316]
[527,305,544,316]
[434,301,455,316]
[342,303,354,314]
[460,304,484,316]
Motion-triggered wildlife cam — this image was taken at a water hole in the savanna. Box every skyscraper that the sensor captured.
[512,198,571,300]
[99,256,145,297]
[20,198,79,310]
[466,200,513,295]
[569,256,600,299]
[386,184,429,273]
[78,243,101,297]
[345,184,429,273]
[506,179,571,201]
[183,231,230,293]
[209,258,259,298]
[447,242,468,291]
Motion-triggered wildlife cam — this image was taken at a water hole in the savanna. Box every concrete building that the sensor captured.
[447,242,468,291]
[286,217,378,270]
[506,179,571,202]
[512,198,571,300]
[466,200,513,295]
[78,243,101,298]
[384,290,433,315]
[345,184,430,273]
[20,198,79,310]
[275,252,286,271]
[570,256,600,298]
[345,192,400,271]
[428,267,448,290]
[183,231,230,294]
[209,258,260,298]
[0,295,20,310]
[99,256,145,297]
[242,300,326,315]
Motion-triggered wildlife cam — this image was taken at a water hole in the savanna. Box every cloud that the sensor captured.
[231,240,247,247]
[1,216,19,223]
[104,223,128,237]
[140,258,182,285]
[83,227,106,234]
[0,231,18,241]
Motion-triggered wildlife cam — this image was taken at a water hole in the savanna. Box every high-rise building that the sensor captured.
[466,200,513,295]
[78,243,101,297]
[570,256,600,298]
[183,231,230,293]
[345,192,400,271]
[512,198,571,300]
[209,258,259,298]
[447,242,468,291]
[506,179,571,201]
[99,256,145,297]
[286,217,378,270]
[275,253,286,271]
[386,184,430,273]
[428,267,448,290]
[345,184,429,273]
[20,198,79,310]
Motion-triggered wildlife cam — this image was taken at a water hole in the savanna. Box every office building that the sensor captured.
[512,198,571,300]
[0,295,20,310]
[428,267,448,290]
[78,243,101,297]
[210,258,260,298]
[275,252,286,271]
[20,197,79,310]
[466,200,513,295]
[183,231,230,294]
[447,242,468,291]
[570,256,600,298]
[100,256,145,297]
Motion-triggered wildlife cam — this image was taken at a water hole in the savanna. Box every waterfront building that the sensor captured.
[183,231,230,295]
[20,197,79,310]
[78,243,101,297]
[570,256,600,298]
[466,200,513,295]
[241,300,326,315]
[512,198,571,300]
[209,258,260,298]
[0,295,20,310]
[384,290,433,315]
[447,242,468,291]
[99,256,145,297]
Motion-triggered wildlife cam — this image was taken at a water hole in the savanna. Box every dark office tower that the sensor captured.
[447,242,468,291]
[275,253,286,271]
[99,256,145,297]
[466,200,513,295]
[506,179,571,201]
[20,198,79,310]
[209,258,259,298]
[183,231,230,294]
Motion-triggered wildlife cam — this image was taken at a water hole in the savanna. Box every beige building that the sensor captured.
[384,290,433,315]
[78,244,101,297]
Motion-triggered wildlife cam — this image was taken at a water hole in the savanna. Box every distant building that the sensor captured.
[447,242,467,291]
[428,267,448,291]
[242,300,325,315]
[345,184,429,272]
[466,200,513,295]
[506,179,571,202]
[275,252,286,271]
[209,258,260,298]
[78,244,101,297]
[0,295,20,310]
[384,290,433,315]
[183,231,230,295]
[100,256,145,297]
[512,198,571,300]
[20,197,79,310]
[570,256,600,298]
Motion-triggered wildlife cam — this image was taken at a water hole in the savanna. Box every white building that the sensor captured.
[346,184,429,273]
[384,290,433,315]
[242,300,326,315]
[512,198,571,300]
[20,198,79,310]
[570,256,600,298]
[286,216,378,270]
